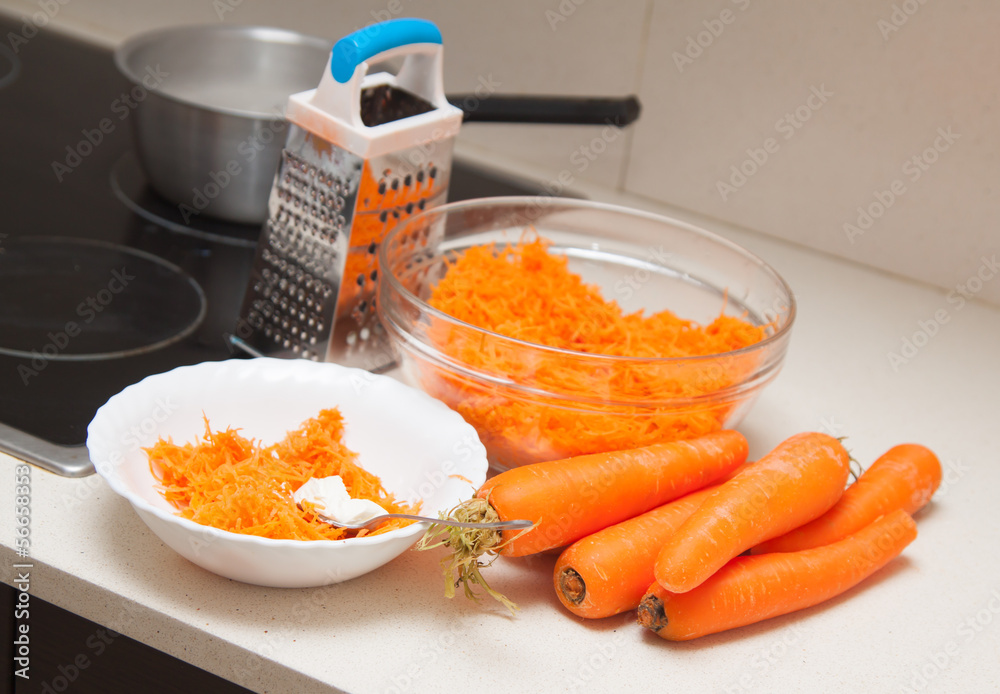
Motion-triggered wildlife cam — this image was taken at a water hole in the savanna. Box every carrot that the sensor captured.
[638,509,917,640]
[481,429,748,556]
[654,432,850,593]
[554,485,719,620]
[754,443,941,554]
[419,430,748,612]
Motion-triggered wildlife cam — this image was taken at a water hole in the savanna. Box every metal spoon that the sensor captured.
[314,511,533,531]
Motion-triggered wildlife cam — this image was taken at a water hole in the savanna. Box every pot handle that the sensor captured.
[311,18,449,128]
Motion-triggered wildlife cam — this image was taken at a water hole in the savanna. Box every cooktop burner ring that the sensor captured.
[0,236,208,361]
[110,151,259,249]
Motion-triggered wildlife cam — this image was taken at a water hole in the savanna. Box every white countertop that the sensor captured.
[3,184,999,694]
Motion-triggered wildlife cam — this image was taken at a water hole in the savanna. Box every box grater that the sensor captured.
[234,19,463,371]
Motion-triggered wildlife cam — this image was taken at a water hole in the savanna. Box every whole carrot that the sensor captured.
[654,432,850,593]
[638,509,917,640]
[554,485,718,620]
[480,429,748,557]
[754,443,941,554]
[419,430,748,612]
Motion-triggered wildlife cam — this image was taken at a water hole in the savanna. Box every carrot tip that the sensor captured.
[558,568,587,606]
[637,595,667,633]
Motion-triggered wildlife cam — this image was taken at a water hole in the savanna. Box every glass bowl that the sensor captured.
[377,197,795,471]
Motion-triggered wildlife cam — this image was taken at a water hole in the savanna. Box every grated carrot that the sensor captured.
[146,408,418,541]
[420,237,768,467]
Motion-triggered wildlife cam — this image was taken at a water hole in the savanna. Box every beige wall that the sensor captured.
[4,0,998,305]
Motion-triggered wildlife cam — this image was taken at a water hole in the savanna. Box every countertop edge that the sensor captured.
[0,501,342,694]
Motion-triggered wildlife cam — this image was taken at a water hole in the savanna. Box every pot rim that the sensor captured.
[114,23,332,120]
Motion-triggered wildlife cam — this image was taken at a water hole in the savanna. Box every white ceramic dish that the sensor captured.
[86,357,488,588]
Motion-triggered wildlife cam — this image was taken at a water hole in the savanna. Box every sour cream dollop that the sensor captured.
[293,476,387,525]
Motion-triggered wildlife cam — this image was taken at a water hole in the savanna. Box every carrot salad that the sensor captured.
[421,237,768,466]
[146,408,417,541]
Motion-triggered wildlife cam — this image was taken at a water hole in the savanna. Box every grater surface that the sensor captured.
[333,142,453,370]
[236,128,454,370]
[236,126,360,362]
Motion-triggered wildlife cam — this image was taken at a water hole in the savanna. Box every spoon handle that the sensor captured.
[329,513,533,531]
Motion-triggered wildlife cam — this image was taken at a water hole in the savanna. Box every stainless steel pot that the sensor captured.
[114,25,332,225]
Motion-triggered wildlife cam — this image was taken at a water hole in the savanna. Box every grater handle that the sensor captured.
[330,18,442,83]
[310,18,449,131]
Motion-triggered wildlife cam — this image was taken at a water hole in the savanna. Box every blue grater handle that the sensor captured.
[330,18,443,83]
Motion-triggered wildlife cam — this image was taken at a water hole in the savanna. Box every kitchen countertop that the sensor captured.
[3,180,999,694]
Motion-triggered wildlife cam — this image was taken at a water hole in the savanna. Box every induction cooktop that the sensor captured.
[0,15,552,476]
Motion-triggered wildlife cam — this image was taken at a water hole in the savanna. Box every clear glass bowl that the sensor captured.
[378,197,795,471]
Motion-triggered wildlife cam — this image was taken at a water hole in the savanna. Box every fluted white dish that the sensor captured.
[87,357,487,588]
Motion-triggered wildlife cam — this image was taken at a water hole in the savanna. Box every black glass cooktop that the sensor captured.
[0,15,552,476]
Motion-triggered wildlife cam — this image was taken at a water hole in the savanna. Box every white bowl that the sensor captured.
[87,357,488,588]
